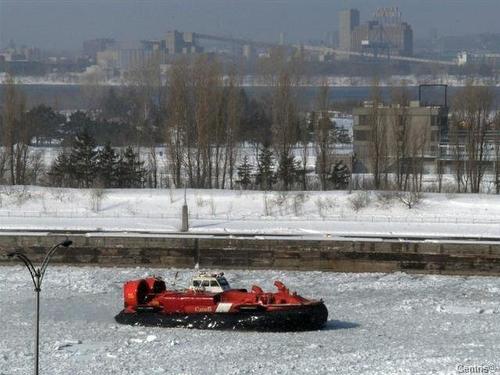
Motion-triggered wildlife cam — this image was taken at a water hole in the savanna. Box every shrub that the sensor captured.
[349,191,370,212]
[397,191,422,209]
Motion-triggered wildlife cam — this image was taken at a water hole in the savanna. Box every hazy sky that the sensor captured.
[1,0,500,51]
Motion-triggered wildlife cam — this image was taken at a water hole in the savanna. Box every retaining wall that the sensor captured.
[0,234,499,275]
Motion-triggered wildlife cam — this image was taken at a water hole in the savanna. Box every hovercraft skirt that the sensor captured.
[115,303,328,331]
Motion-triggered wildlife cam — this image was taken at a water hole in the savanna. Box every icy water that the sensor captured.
[1,266,499,374]
[0,84,484,110]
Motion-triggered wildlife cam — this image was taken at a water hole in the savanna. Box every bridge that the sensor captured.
[192,32,458,66]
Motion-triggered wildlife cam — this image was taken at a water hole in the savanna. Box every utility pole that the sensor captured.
[8,239,72,375]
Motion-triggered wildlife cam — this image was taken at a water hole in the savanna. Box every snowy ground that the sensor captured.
[4,72,500,87]
[1,186,500,239]
[0,266,499,374]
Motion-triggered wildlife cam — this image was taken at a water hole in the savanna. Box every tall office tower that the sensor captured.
[279,32,286,46]
[339,9,360,52]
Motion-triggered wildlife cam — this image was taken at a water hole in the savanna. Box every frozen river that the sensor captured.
[1,266,499,374]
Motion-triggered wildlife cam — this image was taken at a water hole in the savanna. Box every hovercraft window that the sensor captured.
[210,280,219,287]
[192,280,200,287]
[202,281,210,287]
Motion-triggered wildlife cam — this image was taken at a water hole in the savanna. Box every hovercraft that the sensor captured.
[115,272,328,331]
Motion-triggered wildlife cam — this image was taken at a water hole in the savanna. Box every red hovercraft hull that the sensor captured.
[115,276,328,331]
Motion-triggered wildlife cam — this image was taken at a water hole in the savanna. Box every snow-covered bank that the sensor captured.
[0,266,499,374]
[0,186,500,238]
[3,72,500,87]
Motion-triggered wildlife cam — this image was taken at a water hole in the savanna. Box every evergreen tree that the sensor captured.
[329,161,350,189]
[116,146,145,188]
[236,156,252,190]
[101,87,131,121]
[63,111,94,144]
[277,154,298,191]
[69,129,98,188]
[48,153,71,187]
[255,146,276,190]
[26,105,65,145]
[97,142,119,187]
[335,127,351,144]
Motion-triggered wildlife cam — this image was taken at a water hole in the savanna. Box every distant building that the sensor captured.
[83,38,116,61]
[165,31,202,54]
[340,7,413,58]
[242,44,256,61]
[339,9,360,53]
[279,32,287,46]
[96,31,203,76]
[0,43,45,75]
[456,51,500,68]
[97,42,168,73]
[351,20,413,57]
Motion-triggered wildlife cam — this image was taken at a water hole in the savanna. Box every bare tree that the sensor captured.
[191,55,216,188]
[0,74,32,185]
[224,67,242,189]
[297,113,310,190]
[495,113,500,194]
[390,85,411,190]
[165,57,191,187]
[436,158,444,193]
[449,112,467,192]
[314,82,333,190]
[270,52,301,190]
[453,83,495,193]
[407,125,428,193]
[126,51,163,145]
[147,146,159,188]
[207,58,225,189]
[368,78,388,190]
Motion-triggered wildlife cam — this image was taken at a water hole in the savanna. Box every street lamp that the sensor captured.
[181,184,189,232]
[8,239,72,375]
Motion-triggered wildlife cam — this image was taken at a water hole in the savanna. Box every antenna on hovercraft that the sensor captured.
[172,271,179,287]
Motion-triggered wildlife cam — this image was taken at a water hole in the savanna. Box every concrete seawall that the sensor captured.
[0,234,499,275]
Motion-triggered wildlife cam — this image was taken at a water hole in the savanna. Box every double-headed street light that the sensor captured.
[8,239,72,375]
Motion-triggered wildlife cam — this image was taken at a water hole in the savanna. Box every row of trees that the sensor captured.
[1,49,353,190]
[236,150,350,191]
[11,51,500,194]
[49,130,146,188]
[163,51,349,191]
[0,71,350,190]
[365,81,426,192]
[449,85,500,194]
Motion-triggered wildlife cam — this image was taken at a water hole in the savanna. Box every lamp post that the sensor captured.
[181,185,189,232]
[8,239,72,375]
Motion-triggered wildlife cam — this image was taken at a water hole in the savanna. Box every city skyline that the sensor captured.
[2,0,500,51]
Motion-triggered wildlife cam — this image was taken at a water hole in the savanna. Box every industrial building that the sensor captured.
[165,31,203,54]
[339,7,413,58]
[83,38,116,62]
[94,30,204,76]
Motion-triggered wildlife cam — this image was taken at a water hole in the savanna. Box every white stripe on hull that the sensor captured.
[215,303,233,313]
